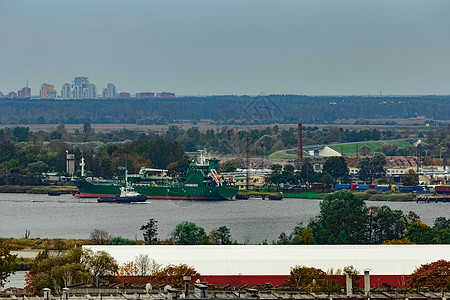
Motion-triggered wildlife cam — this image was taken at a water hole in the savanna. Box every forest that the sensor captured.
[1,95,450,124]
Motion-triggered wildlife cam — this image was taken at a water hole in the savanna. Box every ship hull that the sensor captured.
[72,179,238,200]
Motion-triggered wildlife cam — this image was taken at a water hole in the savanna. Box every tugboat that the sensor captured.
[98,171,148,204]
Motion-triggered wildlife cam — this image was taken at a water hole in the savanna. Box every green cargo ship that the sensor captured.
[72,151,239,200]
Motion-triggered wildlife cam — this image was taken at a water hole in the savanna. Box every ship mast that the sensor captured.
[80,157,86,177]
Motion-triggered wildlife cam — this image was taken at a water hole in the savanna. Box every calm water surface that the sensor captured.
[1,193,449,243]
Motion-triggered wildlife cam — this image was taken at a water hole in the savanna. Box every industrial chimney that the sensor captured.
[297,123,303,162]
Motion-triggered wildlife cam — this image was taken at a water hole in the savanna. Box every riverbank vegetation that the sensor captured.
[1,122,450,190]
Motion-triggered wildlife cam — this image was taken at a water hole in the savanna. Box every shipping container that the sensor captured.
[397,186,416,193]
[335,184,351,190]
[375,185,391,191]
[356,185,370,190]
[435,185,450,194]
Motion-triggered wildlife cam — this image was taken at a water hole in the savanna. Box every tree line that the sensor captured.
[1,95,450,124]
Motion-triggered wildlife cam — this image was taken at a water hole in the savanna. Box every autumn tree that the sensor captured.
[0,241,16,288]
[118,261,138,276]
[407,260,450,289]
[151,264,200,285]
[284,266,326,289]
[402,169,419,186]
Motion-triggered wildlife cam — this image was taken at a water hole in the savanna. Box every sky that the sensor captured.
[1,0,450,96]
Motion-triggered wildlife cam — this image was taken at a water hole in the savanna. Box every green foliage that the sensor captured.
[171,222,207,245]
[140,218,158,245]
[285,266,326,289]
[369,205,408,244]
[357,153,386,183]
[310,190,369,244]
[321,173,335,187]
[221,162,237,172]
[275,223,314,245]
[82,249,118,278]
[406,221,434,244]
[270,164,283,186]
[322,156,349,182]
[284,266,340,292]
[29,247,91,293]
[108,236,135,245]
[215,226,233,245]
[0,241,17,288]
[299,159,316,184]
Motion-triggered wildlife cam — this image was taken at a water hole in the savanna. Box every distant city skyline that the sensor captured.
[0,76,176,99]
[1,0,450,96]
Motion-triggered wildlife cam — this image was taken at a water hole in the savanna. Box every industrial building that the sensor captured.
[84,245,450,287]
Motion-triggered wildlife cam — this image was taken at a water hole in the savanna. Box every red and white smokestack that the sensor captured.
[297,123,303,162]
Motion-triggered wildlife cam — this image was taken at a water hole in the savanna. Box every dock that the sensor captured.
[416,195,450,203]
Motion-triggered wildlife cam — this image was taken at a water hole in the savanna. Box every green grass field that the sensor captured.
[268,153,295,159]
[269,151,309,160]
[387,140,412,149]
[329,141,384,156]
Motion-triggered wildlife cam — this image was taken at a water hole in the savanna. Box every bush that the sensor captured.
[368,194,412,202]
[284,266,340,292]
[108,236,135,245]
[407,260,450,290]
[151,264,199,285]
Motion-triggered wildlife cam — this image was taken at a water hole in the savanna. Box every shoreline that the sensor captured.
[0,185,78,194]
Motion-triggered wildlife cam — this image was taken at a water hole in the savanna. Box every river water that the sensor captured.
[1,193,449,289]
[1,193,449,243]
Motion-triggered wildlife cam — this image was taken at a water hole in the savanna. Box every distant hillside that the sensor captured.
[0,95,449,125]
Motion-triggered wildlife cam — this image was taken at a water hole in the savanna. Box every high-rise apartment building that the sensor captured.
[74,77,89,86]
[102,83,117,98]
[61,77,96,99]
[17,87,31,98]
[61,83,71,99]
[40,83,55,99]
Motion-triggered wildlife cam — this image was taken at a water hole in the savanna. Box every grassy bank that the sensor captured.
[0,185,78,194]
[237,190,283,198]
[283,191,326,199]
[238,189,415,202]
[0,238,93,251]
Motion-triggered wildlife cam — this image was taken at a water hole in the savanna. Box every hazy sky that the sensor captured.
[1,0,450,96]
